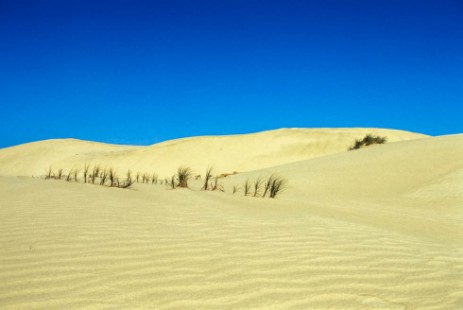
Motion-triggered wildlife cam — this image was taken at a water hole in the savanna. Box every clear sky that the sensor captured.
[1,0,462,148]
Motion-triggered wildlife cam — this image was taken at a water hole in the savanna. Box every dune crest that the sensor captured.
[0,128,425,177]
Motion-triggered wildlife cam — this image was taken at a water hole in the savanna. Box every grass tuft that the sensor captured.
[91,166,100,184]
[253,176,263,197]
[119,170,134,188]
[83,162,89,183]
[177,166,193,188]
[55,168,63,180]
[202,167,213,190]
[269,176,287,198]
[243,179,251,196]
[45,166,54,179]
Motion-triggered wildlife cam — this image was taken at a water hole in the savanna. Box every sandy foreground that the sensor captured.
[0,128,462,309]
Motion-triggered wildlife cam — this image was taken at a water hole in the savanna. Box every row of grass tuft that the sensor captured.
[44,164,288,198]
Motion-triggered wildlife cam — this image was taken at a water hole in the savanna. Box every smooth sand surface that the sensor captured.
[0,128,462,309]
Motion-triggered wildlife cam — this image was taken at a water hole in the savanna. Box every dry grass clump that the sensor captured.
[151,173,158,184]
[119,170,135,188]
[253,177,263,197]
[268,176,287,198]
[202,167,213,190]
[65,169,73,182]
[349,134,387,150]
[99,169,108,186]
[45,166,54,179]
[235,175,287,199]
[83,163,89,183]
[177,166,193,188]
[243,179,251,196]
[55,168,63,180]
[91,166,100,184]
[108,168,118,187]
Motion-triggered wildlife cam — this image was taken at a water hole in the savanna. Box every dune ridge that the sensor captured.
[0,128,425,178]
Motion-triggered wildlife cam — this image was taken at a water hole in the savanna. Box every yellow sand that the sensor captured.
[0,128,462,309]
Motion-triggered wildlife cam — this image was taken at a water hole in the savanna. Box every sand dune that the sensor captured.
[1,128,462,309]
[0,128,425,178]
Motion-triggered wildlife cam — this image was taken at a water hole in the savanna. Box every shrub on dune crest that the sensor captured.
[349,134,387,150]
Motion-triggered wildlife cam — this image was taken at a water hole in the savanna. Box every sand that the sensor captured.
[0,128,462,309]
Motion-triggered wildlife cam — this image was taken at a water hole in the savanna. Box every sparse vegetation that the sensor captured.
[151,173,158,184]
[232,175,288,199]
[73,169,79,182]
[42,163,287,198]
[99,169,107,186]
[108,168,118,187]
[91,166,100,184]
[211,177,223,191]
[45,166,54,179]
[83,162,89,183]
[253,177,263,197]
[170,175,176,189]
[243,179,251,196]
[177,166,193,188]
[202,167,213,190]
[55,168,63,180]
[65,169,73,182]
[119,170,134,188]
[349,134,387,150]
[262,175,274,198]
[269,176,287,198]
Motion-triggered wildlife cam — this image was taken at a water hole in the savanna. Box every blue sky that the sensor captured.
[1,0,462,148]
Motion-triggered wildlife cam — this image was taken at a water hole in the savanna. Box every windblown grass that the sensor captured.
[202,167,213,190]
[73,169,79,182]
[151,173,158,184]
[91,166,100,184]
[65,169,73,182]
[99,169,108,186]
[119,170,134,189]
[108,168,118,187]
[177,166,193,188]
[243,179,251,196]
[269,176,287,198]
[170,176,176,189]
[253,177,263,197]
[83,162,89,183]
[55,168,63,180]
[45,166,54,180]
